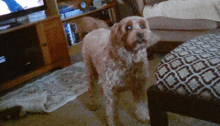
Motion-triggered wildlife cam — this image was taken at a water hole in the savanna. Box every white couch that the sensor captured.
[135,0,220,54]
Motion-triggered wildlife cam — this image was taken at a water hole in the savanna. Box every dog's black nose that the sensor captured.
[137,32,144,39]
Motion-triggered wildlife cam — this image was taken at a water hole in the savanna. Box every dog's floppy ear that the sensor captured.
[110,23,123,48]
[147,32,160,48]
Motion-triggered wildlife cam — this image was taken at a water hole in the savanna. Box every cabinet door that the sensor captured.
[37,17,69,65]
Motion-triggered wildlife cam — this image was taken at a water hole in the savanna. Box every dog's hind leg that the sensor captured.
[85,58,100,111]
[132,79,150,123]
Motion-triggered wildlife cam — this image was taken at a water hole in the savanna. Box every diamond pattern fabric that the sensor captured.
[156,34,220,100]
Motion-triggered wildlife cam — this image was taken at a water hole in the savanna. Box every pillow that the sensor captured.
[147,17,218,30]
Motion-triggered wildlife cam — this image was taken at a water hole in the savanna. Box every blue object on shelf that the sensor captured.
[59,7,75,14]
[64,9,83,18]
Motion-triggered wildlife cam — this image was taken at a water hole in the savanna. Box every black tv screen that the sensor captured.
[0,0,47,22]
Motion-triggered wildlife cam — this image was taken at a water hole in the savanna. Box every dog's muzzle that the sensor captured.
[136,32,146,44]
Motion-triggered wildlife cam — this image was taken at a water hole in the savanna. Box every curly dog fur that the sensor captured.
[74,16,109,38]
[82,16,159,126]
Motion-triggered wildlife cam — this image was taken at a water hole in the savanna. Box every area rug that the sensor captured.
[0,62,88,113]
[0,62,219,125]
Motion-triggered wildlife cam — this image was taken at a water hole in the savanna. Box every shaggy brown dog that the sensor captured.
[82,16,159,126]
[74,16,109,38]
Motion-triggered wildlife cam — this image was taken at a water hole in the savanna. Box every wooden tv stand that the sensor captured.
[0,15,71,91]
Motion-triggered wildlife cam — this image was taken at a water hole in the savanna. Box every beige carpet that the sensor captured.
[1,53,219,126]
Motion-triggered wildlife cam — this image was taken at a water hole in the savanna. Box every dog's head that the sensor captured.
[111,16,159,53]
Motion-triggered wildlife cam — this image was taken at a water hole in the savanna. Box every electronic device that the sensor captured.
[0,0,47,27]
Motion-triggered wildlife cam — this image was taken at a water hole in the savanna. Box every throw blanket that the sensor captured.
[143,0,220,21]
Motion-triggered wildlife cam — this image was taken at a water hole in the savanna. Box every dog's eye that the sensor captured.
[126,25,132,31]
[140,24,146,29]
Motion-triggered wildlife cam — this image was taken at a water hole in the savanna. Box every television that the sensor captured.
[0,0,47,26]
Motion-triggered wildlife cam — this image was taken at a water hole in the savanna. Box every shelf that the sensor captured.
[61,1,116,23]
[0,58,70,91]
[62,1,117,56]
[0,15,60,34]
[0,16,71,91]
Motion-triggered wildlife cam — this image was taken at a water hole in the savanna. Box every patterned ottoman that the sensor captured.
[147,34,220,125]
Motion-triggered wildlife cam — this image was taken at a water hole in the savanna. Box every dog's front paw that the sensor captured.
[135,103,150,123]
[89,103,101,111]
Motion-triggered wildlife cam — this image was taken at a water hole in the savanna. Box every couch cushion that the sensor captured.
[143,0,220,20]
[148,17,218,30]
[151,29,220,42]
[156,33,220,100]
[143,0,220,30]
